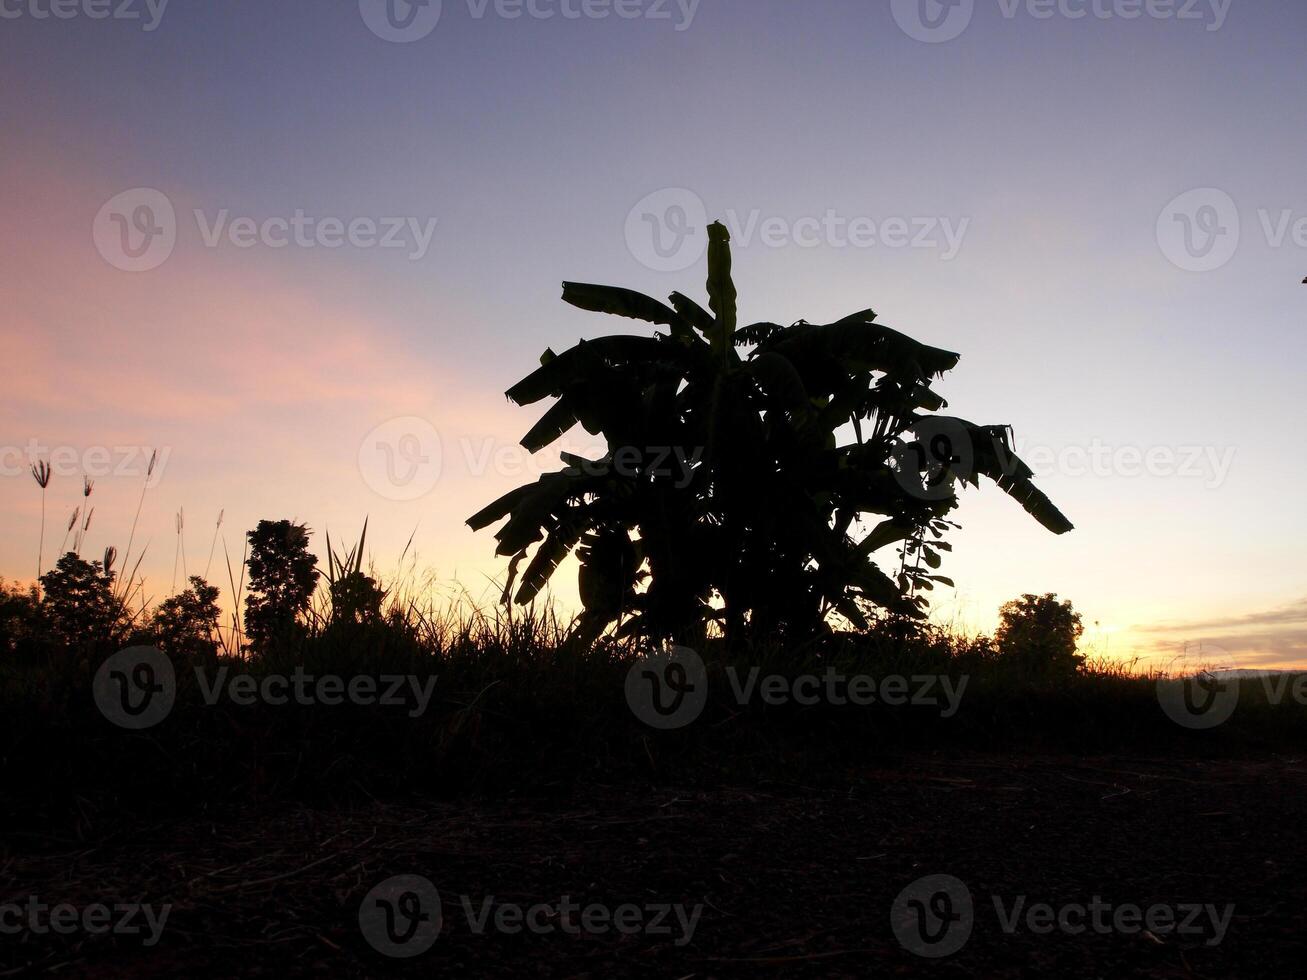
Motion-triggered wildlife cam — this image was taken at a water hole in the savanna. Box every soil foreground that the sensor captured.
[3,754,1304,978]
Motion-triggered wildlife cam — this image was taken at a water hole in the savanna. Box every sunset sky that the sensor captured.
[3,0,1305,669]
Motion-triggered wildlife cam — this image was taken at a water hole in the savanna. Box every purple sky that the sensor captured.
[3,0,1306,667]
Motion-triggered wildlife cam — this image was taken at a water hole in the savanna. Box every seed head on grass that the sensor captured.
[30,459,52,585]
[172,508,187,593]
[71,478,97,555]
[58,507,80,557]
[76,507,94,556]
[203,509,224,580]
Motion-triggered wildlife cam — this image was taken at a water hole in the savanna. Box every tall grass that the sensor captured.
[4,551,1305,842]
[4,470,1301,839]
[30,459,51,586]
[115,448,157,604]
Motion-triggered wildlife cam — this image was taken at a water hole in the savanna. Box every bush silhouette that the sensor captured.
[995,593,1085,679]
[0,578,46,660]
[151,575,221,660]
[243,520,320,652]
[323,523,385,627]
[470,221,1072,645]
[329,571,386,626]
[38,552,121,652]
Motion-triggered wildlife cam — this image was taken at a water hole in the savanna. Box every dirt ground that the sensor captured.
[3,753,1305,977]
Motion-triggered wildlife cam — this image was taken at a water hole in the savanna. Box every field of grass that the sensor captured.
[4,598,1305,841]
[6,560,1307,978]
[6,538,1307,977]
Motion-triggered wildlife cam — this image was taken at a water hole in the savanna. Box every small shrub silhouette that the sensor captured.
[329,571,385,626]
[38,552,121,652]
[151,575,222,660]
[0,578,45,660]
[995,593,1085,679]
[243,520,320,652]
[324,522,386,627]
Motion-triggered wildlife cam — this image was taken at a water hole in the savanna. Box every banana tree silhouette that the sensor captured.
[469,222,1071,645]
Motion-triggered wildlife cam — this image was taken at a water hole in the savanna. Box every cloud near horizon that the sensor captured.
[1130,598,1307,670]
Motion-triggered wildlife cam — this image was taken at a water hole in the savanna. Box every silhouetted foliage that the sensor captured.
[469,221,1072,645]
[0,578,46,659]
[995,593,1084,679]
[323,522,385,627]
[38,552,121,651]
[330,571,385,626]
[151,575,221,660]
[243,520,319,651]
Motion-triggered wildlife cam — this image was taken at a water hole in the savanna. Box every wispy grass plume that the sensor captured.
[30,459,51,585]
